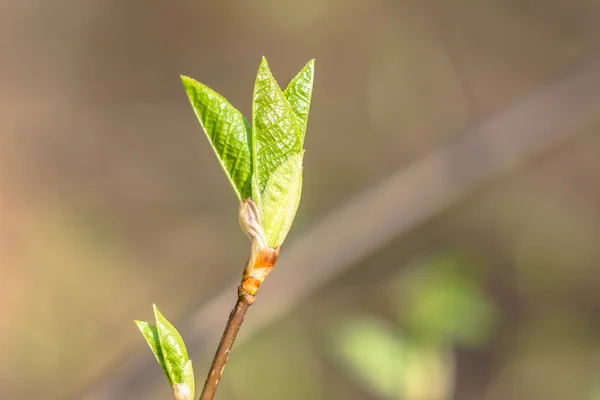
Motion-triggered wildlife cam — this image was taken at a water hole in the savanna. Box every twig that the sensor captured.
[199,286,254,400]
[199,199,279,400]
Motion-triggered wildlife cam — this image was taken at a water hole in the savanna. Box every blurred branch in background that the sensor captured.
[81,54,600,399]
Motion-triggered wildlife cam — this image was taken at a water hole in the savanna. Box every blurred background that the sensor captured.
[2,0,600,399]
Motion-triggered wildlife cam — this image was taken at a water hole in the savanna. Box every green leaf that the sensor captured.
[261,152,304,247]
[173,360,195,400]
[181,75,252,200]
[283,59,315,133]
[135,320,171,384]
[153,304,190,385]
[251,57,305,200]
[182,359,195,399]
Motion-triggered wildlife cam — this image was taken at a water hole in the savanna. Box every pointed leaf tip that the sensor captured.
[252,57,304,200]
[284,60,315,134]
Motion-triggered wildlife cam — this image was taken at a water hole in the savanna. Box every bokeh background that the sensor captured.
[2,1,600,399]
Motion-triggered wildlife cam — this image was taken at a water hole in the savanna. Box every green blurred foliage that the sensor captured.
[333,317,409,399]
[331,316,453,400]
[330,253,497,400]
[394,254,498,348]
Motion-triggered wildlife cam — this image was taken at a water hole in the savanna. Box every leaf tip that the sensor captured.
[152,303,161,320]
[180,76,195,97]
[258,56,272,73]
[307,59,315,76]
[183,73,197,83]
[134,319,146,328]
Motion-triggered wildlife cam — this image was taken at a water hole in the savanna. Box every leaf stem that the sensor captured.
[199,286,255,400]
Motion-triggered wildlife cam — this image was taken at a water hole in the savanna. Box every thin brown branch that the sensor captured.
[198,200,277,400]
[199,286,255,400]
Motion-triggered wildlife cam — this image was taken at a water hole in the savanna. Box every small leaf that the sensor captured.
[181,75,253,200]
[183,360,195,399]
[252,57,304,200]
[153,304,190,386]
[261,152,304,247]
[173,360,194,400]
[284,59,315,133]
[135,320,171,384]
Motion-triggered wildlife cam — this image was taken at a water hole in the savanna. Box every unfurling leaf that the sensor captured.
[182,359,195,398]
[251,57,304,201]
[134,320,171,384]
[136,306,195,398]
[181,76,252,200]
[182,57,314,248]
[153,304,190,386]
[173,360,195,400]
[261,152,304,248]
[284,59,315,133]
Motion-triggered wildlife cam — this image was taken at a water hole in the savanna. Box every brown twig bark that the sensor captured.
[199,199,279,400]
[199,286,255,400]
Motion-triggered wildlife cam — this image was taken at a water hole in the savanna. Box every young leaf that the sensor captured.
[181,76,253,200]
[134,320,171,384]
[284,59,315,133]
[173,360,195,400]
[261,152,304,248]
[252,57,304,200]
[153,304,190,386]
[184,360,196,398]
